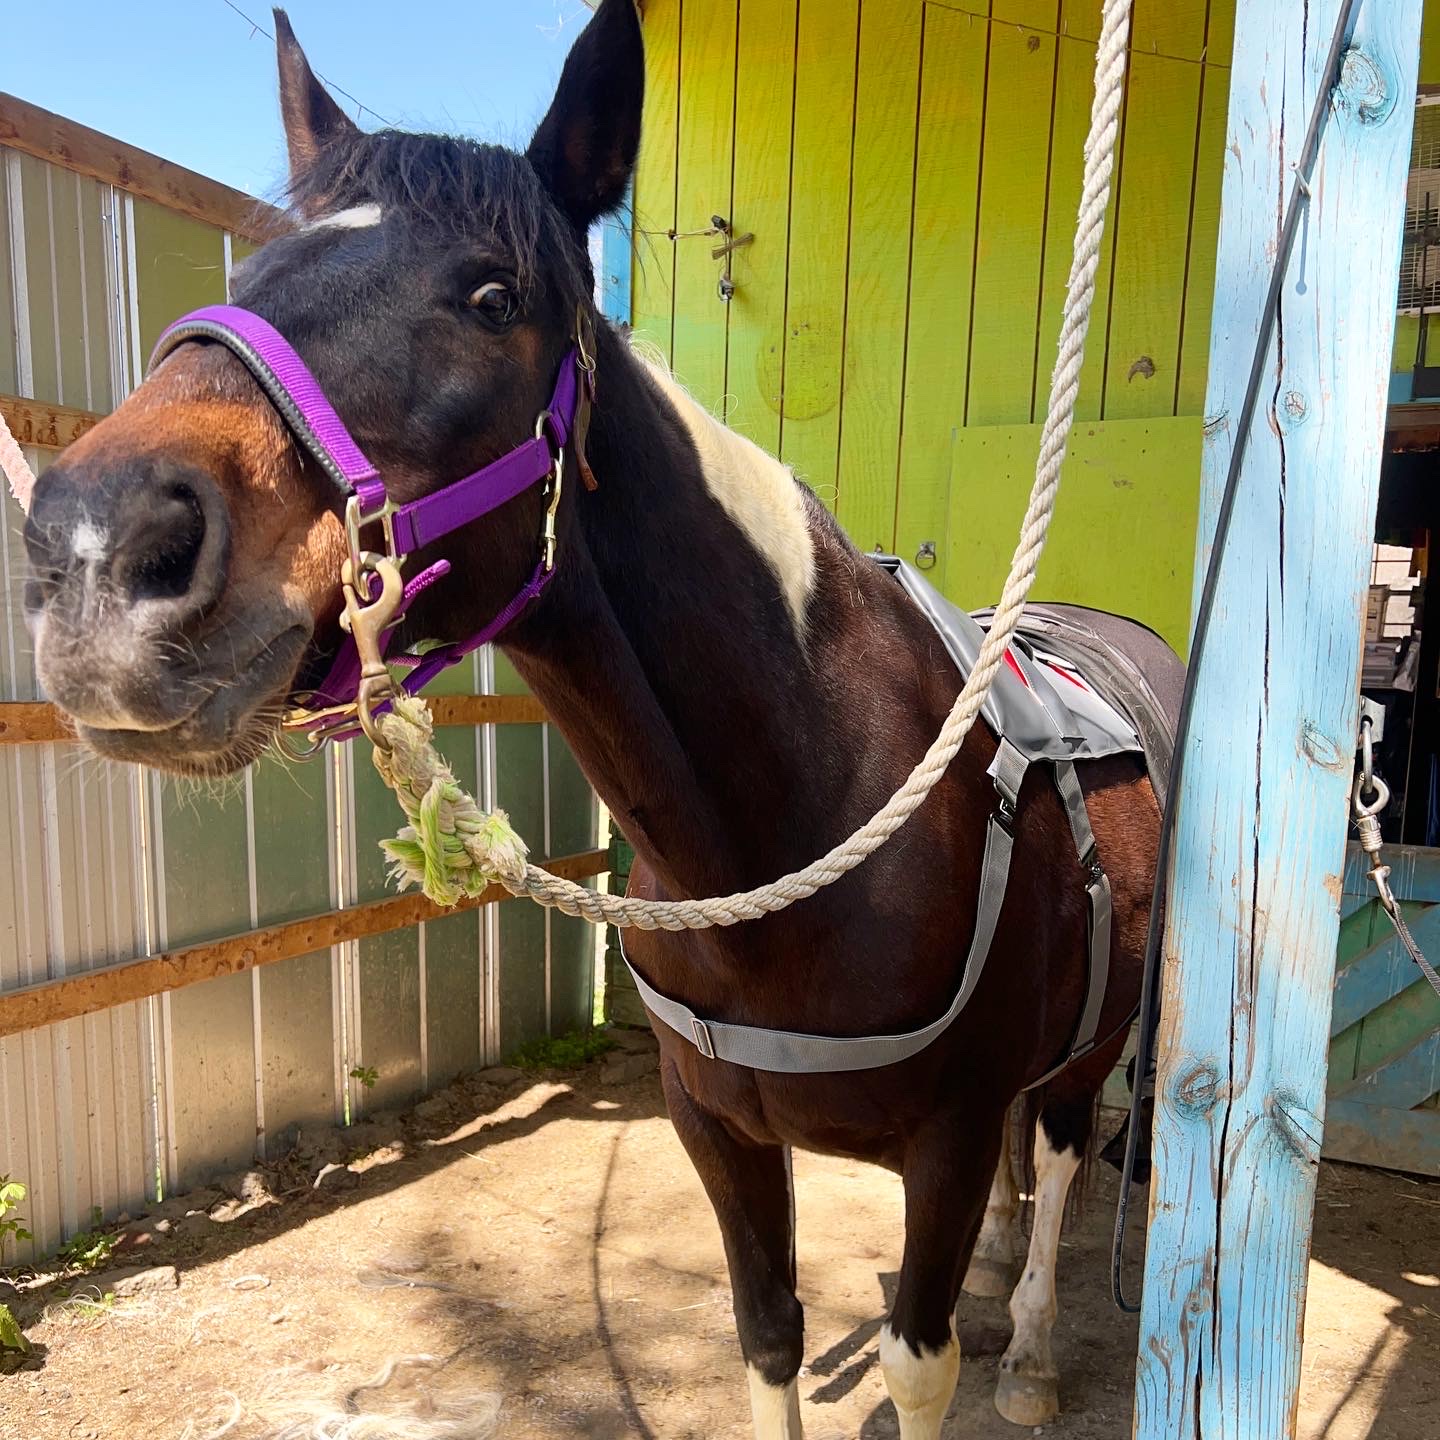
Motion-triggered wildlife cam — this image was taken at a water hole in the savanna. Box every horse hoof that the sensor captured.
[994,1369,1060,1427]
[962,1256,1017,1299]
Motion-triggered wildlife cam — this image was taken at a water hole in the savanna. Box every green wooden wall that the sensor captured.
[631,0,1440,651]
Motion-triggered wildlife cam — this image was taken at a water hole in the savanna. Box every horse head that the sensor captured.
[22,1,643,775]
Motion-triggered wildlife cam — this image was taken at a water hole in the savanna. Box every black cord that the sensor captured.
[1110,0,1370,1313]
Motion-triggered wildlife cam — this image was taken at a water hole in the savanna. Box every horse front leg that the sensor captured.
[883,1112,1004,1439]
[661,1062,804,1439]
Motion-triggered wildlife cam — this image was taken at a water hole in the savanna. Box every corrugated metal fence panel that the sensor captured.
[1,137,601,1255]
[0,149,155,1259]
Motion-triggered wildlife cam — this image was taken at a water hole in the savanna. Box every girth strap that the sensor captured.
[1046,761,1114,1073]
[619,813,1016,1073]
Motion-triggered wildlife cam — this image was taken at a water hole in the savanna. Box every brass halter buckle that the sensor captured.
[276,496,406,755]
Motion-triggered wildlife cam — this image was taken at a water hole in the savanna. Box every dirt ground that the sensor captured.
[3,1043,1438,1440]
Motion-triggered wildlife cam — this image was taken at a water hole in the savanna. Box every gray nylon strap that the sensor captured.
[1052,760,1112,1062]
[1052,759,1097,863]
[1073,869,1114,1056]
[618,816,1016,1073]
[988,738,1030,812]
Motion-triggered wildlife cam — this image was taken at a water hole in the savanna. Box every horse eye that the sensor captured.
[466,280,518,325]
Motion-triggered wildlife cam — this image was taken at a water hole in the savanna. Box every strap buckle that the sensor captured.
[691,1018,717,1060]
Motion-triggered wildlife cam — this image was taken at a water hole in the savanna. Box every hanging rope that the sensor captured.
[0,405,37,514]
[376,0,1136,926]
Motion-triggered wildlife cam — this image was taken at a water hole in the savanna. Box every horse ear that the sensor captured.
[526,0,644,232]
[273,8,359,184]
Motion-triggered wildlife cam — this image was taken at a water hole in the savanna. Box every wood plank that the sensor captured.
[777,0,859,508]
[1101,51,1203,419]
[1133,2,1424,1435]
[892,2,990,594]
[1037,15,1121,424]
[1351,970,1440,1079]
[1331,901,1439,1035]
[724,0,797,454]
[832,0,924,550]
[0,849,608,1040]
[669,0,738,416]
[946,416,1201,653]
[0,93,283,243]
[1174,34,1233,414]
[631,0,682,358]
[0,392,101,451]
[967,4,1059,429]
[0,695,549,746]
[1322,1097,1440,1178]
[0,703,72,744]
[1337,1029,1440,1110]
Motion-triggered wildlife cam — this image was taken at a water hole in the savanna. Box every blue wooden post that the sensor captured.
[1134,3,1423,1436]
[598,185,633,326]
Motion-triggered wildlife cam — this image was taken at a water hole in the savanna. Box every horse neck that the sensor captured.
[503,328,880,901]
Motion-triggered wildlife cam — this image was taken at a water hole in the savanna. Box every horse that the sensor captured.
[21,4,1176,1434]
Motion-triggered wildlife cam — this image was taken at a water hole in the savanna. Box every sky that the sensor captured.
[3,1,592,199]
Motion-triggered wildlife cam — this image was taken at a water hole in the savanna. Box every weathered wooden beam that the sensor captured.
[0,694,548,745]
[1133,5,1423,1437]
[0,703,72,744]
[0,847,607,1038]
[0,92,285,242]
[426,693,548,727]
[0,392,102,451]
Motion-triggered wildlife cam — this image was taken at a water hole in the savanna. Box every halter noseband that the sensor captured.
[148,303,594,750]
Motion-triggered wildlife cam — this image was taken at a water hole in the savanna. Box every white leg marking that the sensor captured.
[880,1321,960,1440]
[746,1366,803,1440]
[999,1123,1080,1405]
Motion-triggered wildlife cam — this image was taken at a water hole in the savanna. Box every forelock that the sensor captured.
[286,128,590,304]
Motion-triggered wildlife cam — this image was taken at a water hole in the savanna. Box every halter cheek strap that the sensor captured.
[149,302,591,744]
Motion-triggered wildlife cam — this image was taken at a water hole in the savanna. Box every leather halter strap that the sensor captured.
[149,303,587,732]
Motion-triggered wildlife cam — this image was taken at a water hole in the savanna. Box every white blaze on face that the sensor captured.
[301,203,384,232]
[635,349,817,641]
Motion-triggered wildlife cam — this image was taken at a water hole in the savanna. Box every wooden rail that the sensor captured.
[0,92,285,242]
[0,694,549,746]
[0,392,103,451]
[0,847,608,1039]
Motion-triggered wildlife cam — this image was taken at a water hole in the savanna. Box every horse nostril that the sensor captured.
[122,482,208,603]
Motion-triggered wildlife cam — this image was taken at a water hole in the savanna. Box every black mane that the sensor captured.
[288,128,591,304]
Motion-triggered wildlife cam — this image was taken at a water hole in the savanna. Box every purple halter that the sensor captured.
[149,303,588,745]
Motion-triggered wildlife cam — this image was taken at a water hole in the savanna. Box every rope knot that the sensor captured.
[374,694,528,907]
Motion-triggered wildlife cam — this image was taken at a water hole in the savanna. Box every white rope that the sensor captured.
[377,0,1135,930]
[0,404,37,514]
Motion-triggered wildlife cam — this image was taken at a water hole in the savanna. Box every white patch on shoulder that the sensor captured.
[72,521,108,565]
[303,203,384,232]
[635,347,816,640]
[746,1366,804,1438]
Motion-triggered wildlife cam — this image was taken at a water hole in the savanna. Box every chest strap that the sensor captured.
[620,745,1113,1078]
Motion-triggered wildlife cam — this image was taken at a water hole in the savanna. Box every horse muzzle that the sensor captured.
[22,454,311,773]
